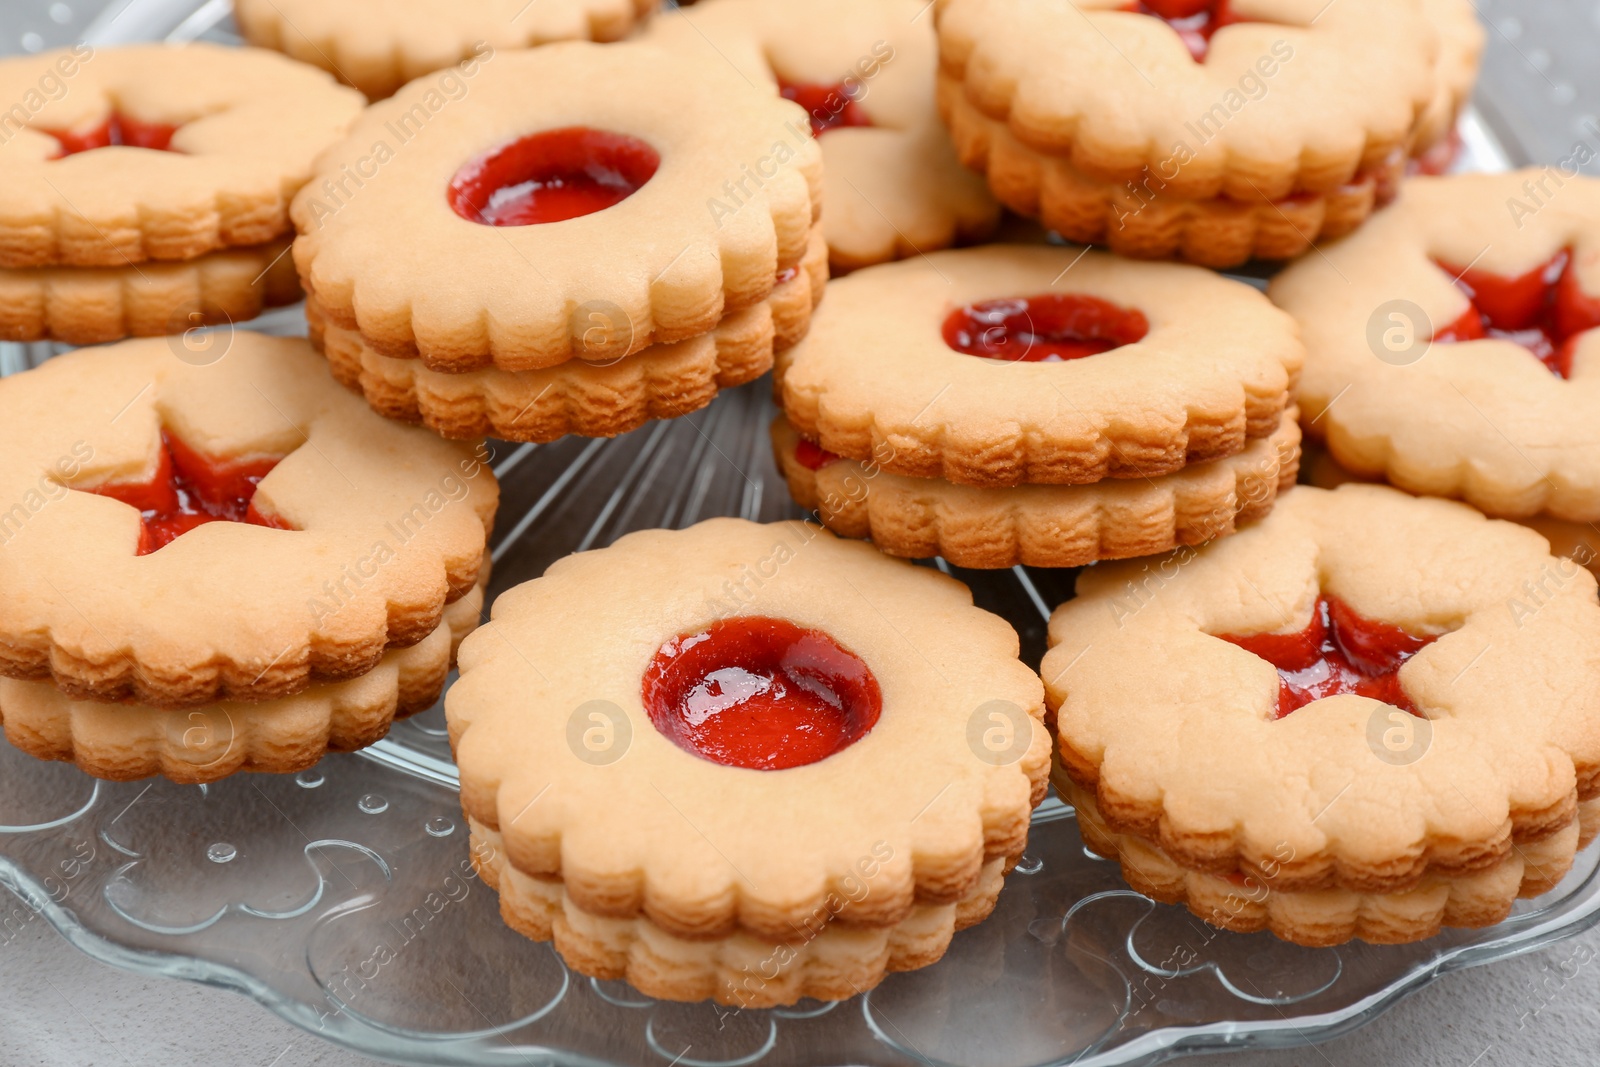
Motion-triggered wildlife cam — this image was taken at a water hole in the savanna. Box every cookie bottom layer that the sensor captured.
[469,819,1008,1007]
[1061,775,1595,947]
[310,230,826,443]
[0,587,481,784]
[0,237,301,345]
[940,80,1402,269]
[773,412,1300,569]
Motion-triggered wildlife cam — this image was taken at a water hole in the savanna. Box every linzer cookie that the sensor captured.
[934,0,1482,267]
[235,0,657,100]
[292,42,823,374]
[1043,485,1600,946]
[647,0,999,271]
[776,245,1303,488]
[1273,171,1600,521]
[0,334,497,710]
[448,518,1049,1004]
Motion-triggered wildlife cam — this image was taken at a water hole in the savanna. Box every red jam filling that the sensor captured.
[794,438,839,471]
[1432,249,1600,377]
[448,127,660,226]
[45,113,181,157]
[778,79,872,138]
[942,293,1149,363]
[1409,129,1463,178]
[641,616,882,770]
[1217,597,1437,718]
[86,432,291,556]
[1125,0,1247,62]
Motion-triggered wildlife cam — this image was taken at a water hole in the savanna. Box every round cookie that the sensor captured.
[0,334,498,709]
[235,0,657,100]
[776,244,1304,487]
[934,0,1482,266]
[447,518,1049,1004]
[292,42,823,374]
[0,44,363,268]
[1042,484,1600,945]
[1272,171,1600,521]
[647,0,999,271]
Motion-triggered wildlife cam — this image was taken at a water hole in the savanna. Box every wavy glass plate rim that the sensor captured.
[1,2,1592,1065]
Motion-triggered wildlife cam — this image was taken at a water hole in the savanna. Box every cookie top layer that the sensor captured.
[1043,484,1600,893]
[647,0,998,271]
[1272,171,1600,521]
[0,44,363,269]
[293,41,823,373]
[777,244,1303,486]
[0,334,497,709]
[235,0,657,100]
[447,518,1048,941]
[935,0,1444,200]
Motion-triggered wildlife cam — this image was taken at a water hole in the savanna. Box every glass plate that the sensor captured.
[2,4,1592,1066]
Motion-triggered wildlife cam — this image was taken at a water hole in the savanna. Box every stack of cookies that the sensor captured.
[772,244,1305,568]
[0,44,362,346]
[0,335,497,784]
[296,42,827,444]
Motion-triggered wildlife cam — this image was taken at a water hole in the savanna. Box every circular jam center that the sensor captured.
[1125,0,1247,62]
[46,113,181,157]
[641,616,882,771]
[778,78,873,138]
[1432,248,1600,378]
[448,127,660,227]
[942,293,1150,363]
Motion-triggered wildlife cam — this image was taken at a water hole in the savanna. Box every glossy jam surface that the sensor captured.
[942,293,1149,362]
[87,432,290,555]
[778,79,872,138]
[642,616,882,770]
[1433,249,1600,377]
[448,127,660,226]
[794,438,839,471]
[1126,0,1246,61]
[46,113,181,156]
[1217,597,1437,718]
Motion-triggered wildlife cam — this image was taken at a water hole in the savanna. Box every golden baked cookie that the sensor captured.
[447,518,1049,1003]
[0,44,363,269]
[0,237,300,345]
[772,410,1300,568]
[0,587,481,784]
[1042,484,1600,946]
[646,0,999,272]
[235,0,657,100]
[776,245,1303,487]
[1272,172,1600,521]
[934,0,1482,267]
[292,42,823,373]
[310,229,825,442]
[0,334,498,709]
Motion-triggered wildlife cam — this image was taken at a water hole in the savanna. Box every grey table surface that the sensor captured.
[2,0,1598,1065]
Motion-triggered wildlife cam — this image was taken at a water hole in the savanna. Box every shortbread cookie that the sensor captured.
[471,819,1008,1007]
[935,0,1481,266]
[235,0,657,100]
[0,44,363,269]
[0,237,300,345]
[1042,485,1600,942]
[311,230,825,441]
[448,519,1048,956]
[772,411,1300,568]
[1273,172,1600,521]
[776,245,1302,487]
[0,587,482,784]
[1067,779,1596,947]
[647,0,999,271]
[293,43,823,373]
[0,334,498,709]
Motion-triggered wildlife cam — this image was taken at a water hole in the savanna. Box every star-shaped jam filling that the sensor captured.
[44,113,181,157]
[1124,0,1249,62]
[778,79,873,138]
[1215,597,1439,718]
[1432,248,1600,378]
[83,432,293,556]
